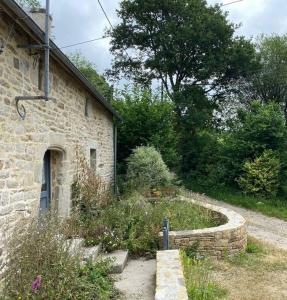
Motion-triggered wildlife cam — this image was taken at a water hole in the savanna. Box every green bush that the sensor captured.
[112,86,179,171]
[238,150,280,196]
[3,214,118,300]
[220,101,287,185]
[126,146,174,190]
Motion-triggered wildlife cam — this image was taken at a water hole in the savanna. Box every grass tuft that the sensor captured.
[181,250,227,300]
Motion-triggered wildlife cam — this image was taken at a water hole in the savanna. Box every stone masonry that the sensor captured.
[0,8,116,272]
[160,197,247,259]
[155,250,188,300]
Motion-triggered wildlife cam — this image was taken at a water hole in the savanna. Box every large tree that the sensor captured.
[108,0,258,100]
[109,0,259,175]
[238,35,287,122]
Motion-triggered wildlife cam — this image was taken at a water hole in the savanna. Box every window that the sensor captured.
[90,149,97,173]
[85,98,93,117]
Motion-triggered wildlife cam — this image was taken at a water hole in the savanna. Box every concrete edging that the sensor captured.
[161,196,247,258]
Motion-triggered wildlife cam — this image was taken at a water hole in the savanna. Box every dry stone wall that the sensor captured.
[155,250,188,300]
[0,15,114,273]
[161,197,247,259]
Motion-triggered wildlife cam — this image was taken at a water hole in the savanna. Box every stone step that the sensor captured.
[102,250,129,274]
[82,244,102,262]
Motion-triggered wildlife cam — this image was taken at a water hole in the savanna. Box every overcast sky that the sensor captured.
[39,0,287,76]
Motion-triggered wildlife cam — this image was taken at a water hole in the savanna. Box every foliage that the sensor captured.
[246,237,264,254]
[3,213,118,300]
[17,0,40,9]
[239,34,287,122]
[97,194,218,256]
[109,0,258,179]
[226,238,265,268]
[181,250,227,300]
[70,165,217,256]
[238,150,280,196]
[113,86,179,171]
[72,151,112,216]
[182,130,224,186]
[126,146,174,191]
[220,101,287,185]
[188,183,287,221]
[69,51,113,102]
[175,86,216,175]
[77,259,119,300]
[108,0,257,98]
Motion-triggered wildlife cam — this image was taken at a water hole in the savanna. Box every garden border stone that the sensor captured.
[155,249,188,300]
[160,196,247,258]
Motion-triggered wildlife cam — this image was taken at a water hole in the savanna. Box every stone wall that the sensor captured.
[161,197,247,259]
[0,14,115,272]
[155,250,188,300]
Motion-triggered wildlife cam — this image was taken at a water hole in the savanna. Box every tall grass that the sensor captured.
[2,213,118,300]
[181,250,226,300]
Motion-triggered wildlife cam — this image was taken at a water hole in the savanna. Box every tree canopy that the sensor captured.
[109,0,258,99]
[239,35,287,122]
[112,86,179,171]
[69,52,113,102]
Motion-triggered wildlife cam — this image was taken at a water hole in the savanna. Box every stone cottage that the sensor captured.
[0,0,120,269]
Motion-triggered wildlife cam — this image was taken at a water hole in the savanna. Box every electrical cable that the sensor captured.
[222,0,244,6]
[56,36,108,50]
[97,0,114,29]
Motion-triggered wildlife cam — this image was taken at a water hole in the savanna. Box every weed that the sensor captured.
[2,213,118,300]
[181,250,227,300]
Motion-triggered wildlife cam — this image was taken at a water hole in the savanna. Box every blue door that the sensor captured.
[40,151,51,213]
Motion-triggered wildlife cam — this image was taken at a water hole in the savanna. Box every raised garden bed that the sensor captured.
[160,196,247,259]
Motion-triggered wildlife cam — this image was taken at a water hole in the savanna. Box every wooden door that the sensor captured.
[40,151,51,213]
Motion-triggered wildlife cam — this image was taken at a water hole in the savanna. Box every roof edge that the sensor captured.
[1,0,121,120]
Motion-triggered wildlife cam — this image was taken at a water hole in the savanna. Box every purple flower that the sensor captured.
[32,275,42,292]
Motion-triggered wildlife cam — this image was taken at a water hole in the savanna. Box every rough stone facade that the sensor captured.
[0,10,115,272]
[160,197,247,259]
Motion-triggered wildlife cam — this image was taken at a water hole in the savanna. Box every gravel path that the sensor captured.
[191,192,287,250]
[115,258,156,300]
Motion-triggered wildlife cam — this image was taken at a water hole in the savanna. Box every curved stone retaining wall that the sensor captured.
[162,197,247,259]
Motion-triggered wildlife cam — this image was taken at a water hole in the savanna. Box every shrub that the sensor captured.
[112,85,179,171]
[85,192,218,257]
[72,154,112,219]
[220,101,287,185]
[126,146,174,190]
[238,150,280,196]
[3,213,118,300]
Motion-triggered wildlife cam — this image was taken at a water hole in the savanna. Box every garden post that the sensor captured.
[163,217,169,250]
